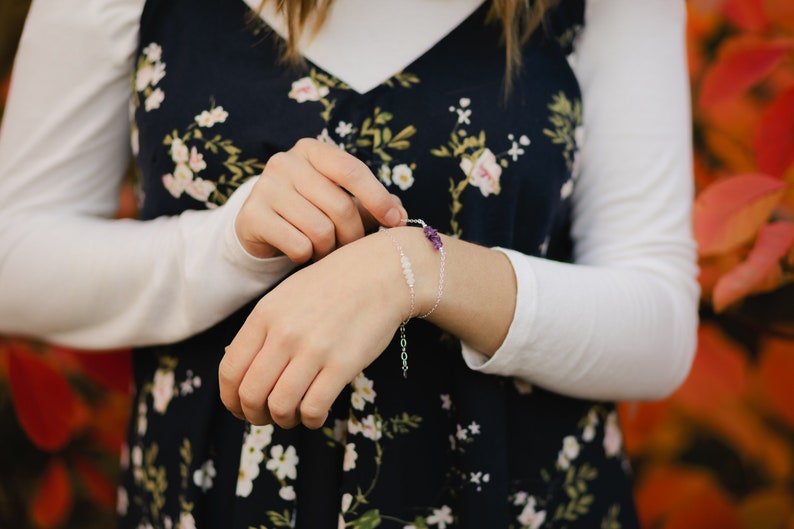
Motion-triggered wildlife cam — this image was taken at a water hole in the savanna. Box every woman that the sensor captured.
[0,0,698,527]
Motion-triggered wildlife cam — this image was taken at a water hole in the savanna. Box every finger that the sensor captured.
[219,302,273,419]
[265,151,365,254]
[293,139,407,227]
[271,185,339,261]
[239,203,315,263]
[238,342,289,426]
[267,358,321,429]
[299,367,352,430]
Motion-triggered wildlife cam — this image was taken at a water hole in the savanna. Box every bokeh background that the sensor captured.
[1,0,793,527]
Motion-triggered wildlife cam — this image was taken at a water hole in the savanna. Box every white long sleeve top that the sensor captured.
[0,0,699,401]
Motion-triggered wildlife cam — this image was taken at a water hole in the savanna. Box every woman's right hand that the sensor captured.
[235,138,406,262]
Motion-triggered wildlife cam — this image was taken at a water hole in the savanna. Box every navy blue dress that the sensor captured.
[122,1,641,527]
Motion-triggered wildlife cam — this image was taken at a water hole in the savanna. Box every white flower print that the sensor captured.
[459,148,502,197]
[240,442,265,468]
[343,442,358,471]
[341,492,353,513]
[335,121,354,137]
[583,409,599,442]
[185,177,216,202]
[236,455,260,498]
[517,496,546,529]
[378,164,392,186]
[150,62,166,87]
[210,106,228,124]
[450,98,472,125]
[560,178,574,200]
[179,370,202,395]
[194,106,228,128]
[440,394,452,411]
[469,471,490,491]
[351,372,376,410]
[468,421,481,435]
[427,505,454,528]
[178,512,196,529]
[266,444,299,480]
[360,414,383,441]
[247,424,274,449]
[279,485,296,501]
[557,435,581,470]
[136,64,155,92]
[170,138,190,164]
[391,163,414,190]
[151,369,175,414]
[603,411,623,457]
[192,459,216,492]
[136,401,148,435]
[289,76,330,103]
[347,416,362,436]
[455,424,468,441]
[513,491,528,506]
[117,486,128,515]
[145,88,165,111]
[142,42,162,62]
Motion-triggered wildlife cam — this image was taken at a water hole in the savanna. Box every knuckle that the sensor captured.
[299,400,328,429]
[267,396,296,423]
[285,235,313,263]
[264,151,290,174]
[328,196,357,222]
[238,384,264,412]
[293,137,317,151]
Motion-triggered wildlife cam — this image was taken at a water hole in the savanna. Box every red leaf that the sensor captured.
[723,0,769,31]
[713,221,794,310]
[694,173,787,256]
[757,336,794,429]
[71,349,132,393]
[73,455,117,509]
[755,88,794,179]
[8,347,81,452]
[30,458,73,529]
[698,35,792,108]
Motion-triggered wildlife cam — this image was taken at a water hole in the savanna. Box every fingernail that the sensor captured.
[385,207,400,226]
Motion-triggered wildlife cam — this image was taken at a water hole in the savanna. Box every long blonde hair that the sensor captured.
[261,0,558,90]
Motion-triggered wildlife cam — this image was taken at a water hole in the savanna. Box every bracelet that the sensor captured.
[380,219,446,379]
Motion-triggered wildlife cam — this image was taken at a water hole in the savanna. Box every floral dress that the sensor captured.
[121,0,641,527]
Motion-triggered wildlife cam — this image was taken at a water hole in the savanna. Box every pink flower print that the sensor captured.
[151,368,175,414]
[459,148,502,197]
[360,414,383,441]
[603,411,623,457]
[289,76,330,103]
[343,443,358,471]
[188,147,207,173]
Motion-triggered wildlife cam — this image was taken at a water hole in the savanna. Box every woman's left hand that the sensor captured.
[218,232,410,429]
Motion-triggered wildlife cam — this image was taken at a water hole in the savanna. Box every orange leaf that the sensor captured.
[7,347,81,452]
[674,324,749,409]
[739,488,793,529]
[763,0,794,32]
[698,35,792,108]
[634,465,743,529]
[723,0,769,31]
[694,173,786,256]
[30,458,73,529]
[664,482,743,529]
[703,128,757,174]
[757,336,794,429]
[755,88,794,179]
[712,221,794,310]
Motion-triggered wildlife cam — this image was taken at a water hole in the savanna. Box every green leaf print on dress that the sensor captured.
[542,91,584,200]
[431,98,530,237]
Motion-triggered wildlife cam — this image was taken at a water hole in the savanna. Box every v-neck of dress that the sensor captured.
[239,0,487,94]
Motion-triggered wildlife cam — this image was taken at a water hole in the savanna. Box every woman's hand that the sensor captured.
[235,138,406,262]
[219,231,413,429]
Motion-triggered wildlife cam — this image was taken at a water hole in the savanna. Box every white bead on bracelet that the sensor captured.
[380,219,446,379]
